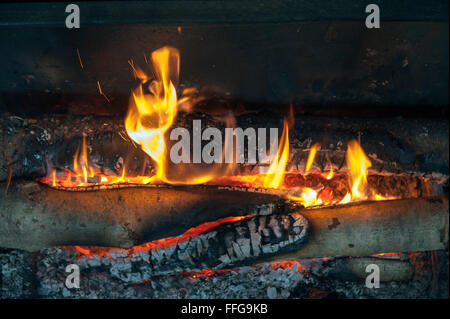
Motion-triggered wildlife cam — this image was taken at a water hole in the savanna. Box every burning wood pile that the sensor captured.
[0,46,448,299]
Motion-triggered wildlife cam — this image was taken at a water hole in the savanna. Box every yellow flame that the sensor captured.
[289,187,322,207]
[325,154,334,180]
[125,46,179,183]
[305,143,319,174]
[338,193,351,204]
[72,135,93,183]
[52,170,56,187]
[263,120,289,189]
[346,140,372,200]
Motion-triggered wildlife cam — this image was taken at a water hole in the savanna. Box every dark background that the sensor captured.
[0,0,448,117]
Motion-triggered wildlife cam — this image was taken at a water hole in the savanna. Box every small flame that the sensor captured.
[346,140,372,200]
[263,120,289,189]
[305,143,319,174]
[73,135,94,185]
[289,187,322,207]
[338,193,352,204]
[52,169,56,187]
[324,154,334,180]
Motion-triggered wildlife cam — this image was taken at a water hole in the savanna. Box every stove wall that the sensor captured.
[0,2,448,117]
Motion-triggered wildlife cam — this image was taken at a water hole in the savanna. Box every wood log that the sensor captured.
[0,179,448,261]
[0,181,283,251]
[327,257,414,282]
[30,196,447,280]
[259,196,449,263]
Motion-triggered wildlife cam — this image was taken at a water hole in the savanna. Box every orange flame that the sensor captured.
[288,140,395,207]
[125,46,179,183]
[289,187,322,207]
[345,139,372,200]
[263,119,289,189]
[305,143,319,174]
[39,46,398,209]
[323,154,334,180]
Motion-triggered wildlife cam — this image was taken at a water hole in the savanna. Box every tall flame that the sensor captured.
[73,135,95,185]
[346,140,372,200]
[305,143,319,174]
[263,119,289,189]
[125,47,179,183]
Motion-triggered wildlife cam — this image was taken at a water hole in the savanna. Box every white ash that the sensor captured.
[1,247,447,299]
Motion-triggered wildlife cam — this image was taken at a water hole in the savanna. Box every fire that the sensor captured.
[41,135,158,188]
[39,46,398,209]
[263,119,289,189]
[287,139,396,207]
[323,154,334,180]
[125,46,179,183]
[305,143,319,174]
[346,140,371,200]
[289,188,322,207]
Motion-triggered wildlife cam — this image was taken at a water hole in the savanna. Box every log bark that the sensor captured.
[327,257,414,282]
[30,196,447,279]
[0,181,282,251]
[0,179,448,260]
[259,196,449,263]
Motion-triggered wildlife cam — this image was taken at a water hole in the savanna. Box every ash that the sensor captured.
[0,247,447,299]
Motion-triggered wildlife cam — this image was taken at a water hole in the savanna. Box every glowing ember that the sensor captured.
[183,268,232,280]
[68,215,253,259]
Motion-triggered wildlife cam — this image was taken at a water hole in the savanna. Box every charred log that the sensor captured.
[260,196,449,262]
[0,181,283,251]
[27,195,448,282]
[0,180,448,262]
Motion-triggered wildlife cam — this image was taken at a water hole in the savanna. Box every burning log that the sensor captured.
[28,196,448,281]
[1,113,448,182]
[0,179,448,263]
[260,196,448,262]
[129,211,309,275]
[0,181,283,251]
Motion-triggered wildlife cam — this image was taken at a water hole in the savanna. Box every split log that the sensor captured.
[0,181,283,251]
[260,196,449,263]
[0,179,448,261]
[30,197,447,280]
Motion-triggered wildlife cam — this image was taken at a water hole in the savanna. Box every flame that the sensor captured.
[41,136,158,188]
[125,46,179,183]
[289,188,322,207]
[323,154,334,180]
[263,119,289,189]
[346,140,371,200]
[305,143,319,174]
[286,140,395,208]
[125,46,232,185]
[39,46,399,209]
[338,193,352,204]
